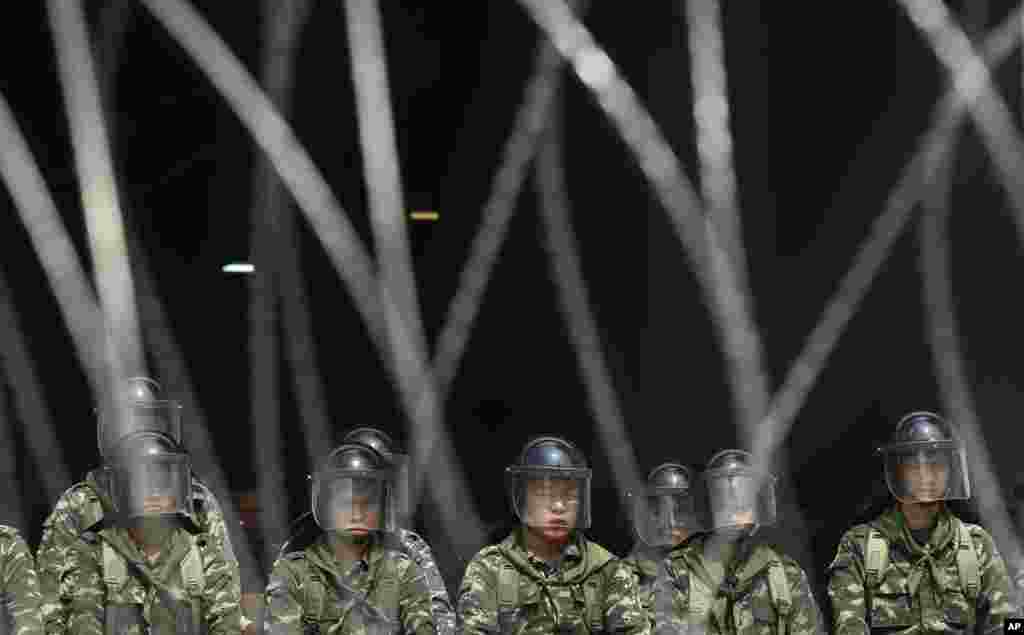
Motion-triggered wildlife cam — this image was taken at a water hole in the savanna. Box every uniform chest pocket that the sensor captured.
[305,578,348,623]
[940,585,973,633]
[729,591,778,635]
[869,577,914,630]
[750,597,777,624]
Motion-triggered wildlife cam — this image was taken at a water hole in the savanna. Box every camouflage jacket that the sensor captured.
[394,528,454,635]
[623,543,687,635]
[457,528,651,634]
[36,469,242,634]
[0,525,43,634]
[264,533,435,635]
[668,532,824,635]
[827,506,1017,635]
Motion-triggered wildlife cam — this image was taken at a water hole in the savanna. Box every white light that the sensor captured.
[222,263,255,274]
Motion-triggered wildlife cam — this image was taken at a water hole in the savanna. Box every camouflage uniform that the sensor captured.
[457,528,651,634]
[0,524,44,634]
[37,469,241,634]
[623,544,688,635]
[827,506,1017,635]
[394,527,454,635]
[264,532,434,634]
[666,532,823,635]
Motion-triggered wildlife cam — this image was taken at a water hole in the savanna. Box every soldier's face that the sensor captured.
[668,528,689,547]
[898,459,949,502]
[141,495,177,514]
[650,496,692,546]
[330,480,382,533]
[524,478,579,541]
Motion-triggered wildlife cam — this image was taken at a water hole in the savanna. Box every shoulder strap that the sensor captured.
[102,540,129,593]
[497,560,519,612]
[953,519,980,603]
[863,528,889,589]
[181,538,206,597]
[582,570,604,632]
[766,560,792,616]
[766,559,793,635]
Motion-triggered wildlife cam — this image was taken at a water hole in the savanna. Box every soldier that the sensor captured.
[457,435,651,634]
[623,462,704,635]
[827,411,1018,635]
[36,377,243,633]
[264,442,435,634]
[0,524,43,634]
[39,429,241,633]
[342,427,455,635]
[672,449,823,635]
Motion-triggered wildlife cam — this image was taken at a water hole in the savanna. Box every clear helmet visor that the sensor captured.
[99,401,182,459]
[632,491,704,547]
[312,474,390,534]
[883,443,970,504]
[703,469,777,531]
[508,470,592,530]
[109,454,193,520]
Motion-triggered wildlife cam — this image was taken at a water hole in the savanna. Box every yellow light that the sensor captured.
[410,211,439,221]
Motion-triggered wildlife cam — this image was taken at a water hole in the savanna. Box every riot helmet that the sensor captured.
[702,449,777,532]
[505,436,592,532]
[98,377,182,462]
[342,427,411,527]
[106,430,194,523]
[311,443,394,535]
[632,462,705,548]
[878,411,970,504]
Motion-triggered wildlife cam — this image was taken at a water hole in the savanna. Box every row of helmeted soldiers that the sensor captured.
[0,377,1017,634]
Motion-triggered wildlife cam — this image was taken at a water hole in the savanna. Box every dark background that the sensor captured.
[3,0,1024,616]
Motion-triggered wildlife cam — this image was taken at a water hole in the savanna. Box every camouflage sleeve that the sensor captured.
[456,551,500,635]
[782,558,826,635]
[826,528,870,635]
[401,530,455,635]
[601,560,652,635]
[199,532,243,634]
[51,524,104,635]
[263,557,304,635]
[395,554,435,635]
[970,525,1019,635]
[0,527,44,635]
[193,482,239,568]
[37,491,78,634]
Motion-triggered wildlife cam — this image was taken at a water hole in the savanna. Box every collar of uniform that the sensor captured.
[99,524,192,575]
[309,532,382,578]
[509,526,583,575]
[875,505,956,557]
[625,549,662,579]
[81,469,115,531]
